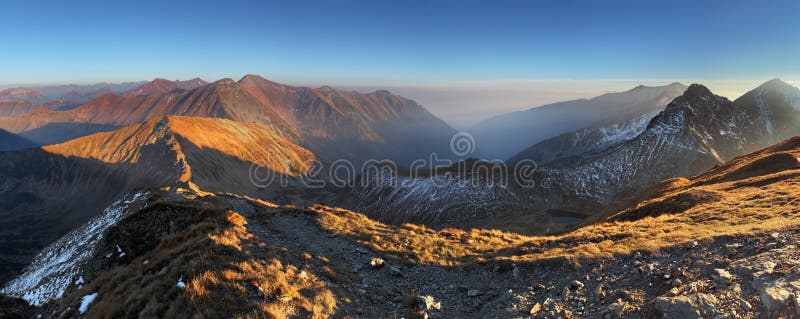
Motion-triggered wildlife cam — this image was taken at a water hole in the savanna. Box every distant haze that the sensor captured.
[3,78,799,129]
[340,79,800,128]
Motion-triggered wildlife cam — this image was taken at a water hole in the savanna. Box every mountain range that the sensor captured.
[0,82,145,103]
[2,75,800,318]
[468,82,687,159]
[0,75,456,166]
[340,79,800,233]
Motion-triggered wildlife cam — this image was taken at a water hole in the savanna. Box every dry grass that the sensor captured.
[309,137,800,267]
[44,191,338,319]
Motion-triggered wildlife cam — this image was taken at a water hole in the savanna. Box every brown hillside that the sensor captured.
[0,75,455,164]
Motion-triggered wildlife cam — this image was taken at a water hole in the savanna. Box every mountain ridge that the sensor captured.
[469,83,688,159]
[0,75,456,165]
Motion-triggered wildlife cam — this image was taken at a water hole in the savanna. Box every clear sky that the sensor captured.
[2,0,799,126]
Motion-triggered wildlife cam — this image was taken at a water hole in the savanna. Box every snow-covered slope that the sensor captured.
[509,109,663,166]
[1,192,149,306]
[339,168,522,226]
[469,83,686,159]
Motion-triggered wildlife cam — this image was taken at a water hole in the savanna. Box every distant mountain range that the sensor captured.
[340,79,800,231]
[0,82,145,104]
[468,82,687,159]
[0,75,456,165]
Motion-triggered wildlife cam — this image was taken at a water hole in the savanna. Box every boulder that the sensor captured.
[712,268,734,288]
[655,293,718,318]
[755,278,800,315]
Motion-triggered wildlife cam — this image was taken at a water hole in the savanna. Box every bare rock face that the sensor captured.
[756,280,800,315]
[655,293,719,318]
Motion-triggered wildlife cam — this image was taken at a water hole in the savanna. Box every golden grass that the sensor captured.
[46,192,338,319]
[310,162,800,267]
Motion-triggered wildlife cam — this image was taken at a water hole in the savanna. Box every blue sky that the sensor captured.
[2,0,799,126]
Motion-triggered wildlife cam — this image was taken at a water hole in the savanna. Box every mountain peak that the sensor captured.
[684,83,714,98]
[149,78,173,84]
[214,78,237,85]
[756,78,796,92]
[238,74,270,84]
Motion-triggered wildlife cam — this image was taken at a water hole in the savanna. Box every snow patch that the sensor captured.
[0,192,149,306]
[78,292,98,314]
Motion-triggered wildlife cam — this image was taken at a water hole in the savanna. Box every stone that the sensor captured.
[570,280,585,290]
[712,268,733,288]
[655,293,718,318]
[417,295,441,311]
[602,299,627,319]
[369,257,384,269]
[467,289,481,297]
[759,284,793,314]
[686,241,699,249]
[594,284,606,300]
[529,302,541,315]
[665,287,681,297]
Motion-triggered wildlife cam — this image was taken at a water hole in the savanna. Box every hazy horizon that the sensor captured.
[3,77,797,128]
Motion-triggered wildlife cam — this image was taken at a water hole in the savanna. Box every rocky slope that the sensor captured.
[4,134,800,318]
[0,75,457,164]
[469,83,686,159]
[342,80,800,227]
[508,108,663,167]
[336,161,541,232]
